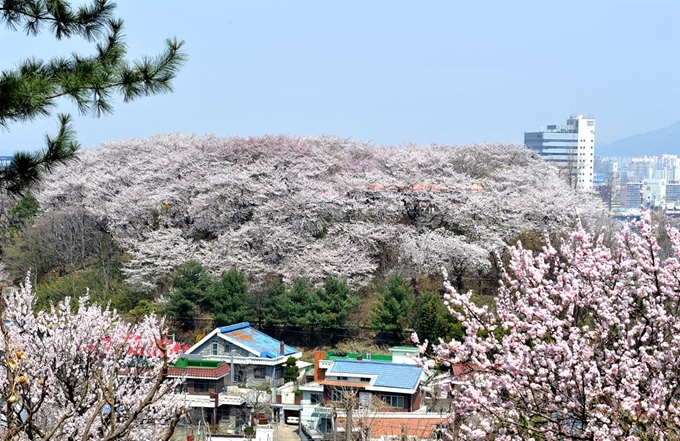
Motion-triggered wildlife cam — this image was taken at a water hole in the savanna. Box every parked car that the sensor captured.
[285,415,299,425]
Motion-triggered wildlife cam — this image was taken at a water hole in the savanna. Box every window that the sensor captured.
[254,367,266,379]
[194,381,210,393]
[331,390,344,402]
[380,395,404,408]
[358,392,373,409]
[211,342,218,356]
[218,407,231,420]
[310,393,323,405]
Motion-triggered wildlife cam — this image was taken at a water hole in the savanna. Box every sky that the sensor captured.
[1,0,679,156]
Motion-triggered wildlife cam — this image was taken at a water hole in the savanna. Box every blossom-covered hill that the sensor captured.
[37,134,606,288]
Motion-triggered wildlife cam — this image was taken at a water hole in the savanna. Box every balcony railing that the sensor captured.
[182,392,246,408]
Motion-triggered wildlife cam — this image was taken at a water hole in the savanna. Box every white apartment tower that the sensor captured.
[524,115,596,190]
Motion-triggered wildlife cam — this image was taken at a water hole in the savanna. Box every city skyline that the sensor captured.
[1,0,679,156]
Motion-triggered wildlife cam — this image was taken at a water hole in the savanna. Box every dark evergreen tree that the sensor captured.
[5,193,40,238]
[262,278,287,327]
[164,261,212,327]
[0,0,186,195]
[279,278,313,330]
[413,291,464,346]
[249,284,272,329]
[312,276,358,344]
[283,356,299,384]
[205,267,254,325]
[369,276,415,344]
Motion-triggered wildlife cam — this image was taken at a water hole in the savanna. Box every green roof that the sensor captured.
[325,351,391,362]
[172,358,222,368]
[389,346,420,351]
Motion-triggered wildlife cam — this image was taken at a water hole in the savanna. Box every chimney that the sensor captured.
[280,340,285,355]
[314,351,326,382]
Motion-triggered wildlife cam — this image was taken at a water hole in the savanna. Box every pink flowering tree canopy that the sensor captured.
[421,214,680,440]
[0,278,184,440]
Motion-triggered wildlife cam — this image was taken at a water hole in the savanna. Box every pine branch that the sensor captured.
[0,1,186,195]
[0,0,115,41]
[0,114,79,197]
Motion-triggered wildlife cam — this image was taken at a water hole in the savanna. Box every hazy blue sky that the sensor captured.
[1,0,679,156]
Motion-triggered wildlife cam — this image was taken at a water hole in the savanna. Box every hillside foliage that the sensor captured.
[163,263,440,346]
[33,134,607,291]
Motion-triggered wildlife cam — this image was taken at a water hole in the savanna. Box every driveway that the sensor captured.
[275,421,303,441]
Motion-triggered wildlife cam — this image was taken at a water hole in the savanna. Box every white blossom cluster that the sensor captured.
[37,134,606,288]
[0,278,183,439]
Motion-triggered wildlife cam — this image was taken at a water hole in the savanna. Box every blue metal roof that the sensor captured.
[218,322,299,358]
[219,322,250,333]
[329,360,422,390]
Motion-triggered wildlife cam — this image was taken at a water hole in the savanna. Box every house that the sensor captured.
[299,349,439,440]
[177,322,302,429]
[186,322,302,387]
[167,358,247,427]
[168,358,231,396]
[321,360,424,412]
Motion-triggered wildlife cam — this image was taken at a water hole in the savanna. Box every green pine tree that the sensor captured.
[0,0,186,196]
[262,278,287,327]
[5,193,41,237]
[413,291,464,346]
[280,278,313,329]
[205,267,254,325]
[165,261,213,328]
[311,276,358,344]
[369,276,415,344]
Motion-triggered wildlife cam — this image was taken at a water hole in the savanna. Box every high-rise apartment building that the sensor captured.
[621,182,643,208]
[524,115,596,190]
[667,183,680,204]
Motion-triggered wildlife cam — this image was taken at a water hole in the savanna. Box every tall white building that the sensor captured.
[524,115,596,190]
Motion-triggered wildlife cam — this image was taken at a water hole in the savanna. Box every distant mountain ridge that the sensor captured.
[597,120,680,158]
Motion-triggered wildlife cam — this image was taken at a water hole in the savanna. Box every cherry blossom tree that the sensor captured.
[0,277,184,440]
[35,134,607,289]
[420,213,680,440]
[397,229,491,290]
